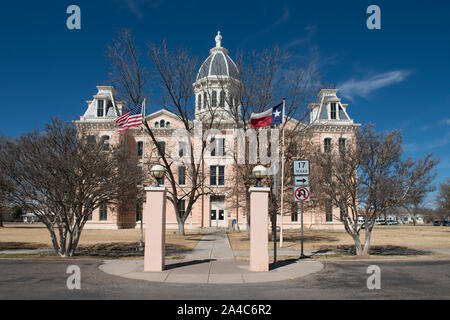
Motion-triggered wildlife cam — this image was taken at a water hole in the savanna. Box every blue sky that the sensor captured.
[0,0,449,205]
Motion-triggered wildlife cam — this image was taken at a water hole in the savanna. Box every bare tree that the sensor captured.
[227,47,320,236]
[400,154,438,225]
[437,178,450,213]
[0,155,7,227]
[108,30,222,235]
[313,124,438,255]
[0,118,142,256]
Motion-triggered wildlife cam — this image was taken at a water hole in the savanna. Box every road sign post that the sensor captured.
[293,160,310,260]
[300,202,306,259]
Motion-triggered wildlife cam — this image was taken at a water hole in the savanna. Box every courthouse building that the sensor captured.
[74,33,359,230]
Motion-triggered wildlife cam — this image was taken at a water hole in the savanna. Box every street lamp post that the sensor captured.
[252,165,267,187]
[150,164,166,187]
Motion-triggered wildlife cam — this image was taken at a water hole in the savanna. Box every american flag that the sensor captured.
[115,104,143,132]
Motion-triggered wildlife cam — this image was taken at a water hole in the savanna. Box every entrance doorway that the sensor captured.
[210,195,226,228]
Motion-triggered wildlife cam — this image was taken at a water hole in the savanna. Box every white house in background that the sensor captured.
[22,213,38,223]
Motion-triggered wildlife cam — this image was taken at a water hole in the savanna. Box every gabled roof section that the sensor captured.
[145,109,181,121]
[79,86,123,122]
[309,89,353,124]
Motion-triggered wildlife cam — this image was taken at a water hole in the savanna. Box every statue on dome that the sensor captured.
[215,31,222,48]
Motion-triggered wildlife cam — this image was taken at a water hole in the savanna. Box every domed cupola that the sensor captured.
[196,31,240,81]
[194,31,242,122]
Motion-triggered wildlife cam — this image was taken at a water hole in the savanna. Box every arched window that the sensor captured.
[101,135,110,151]
[155,121,159,128]
[160,119,165,128]
[166,121,171,128]
[203,92,207,109]
[212,91,217,108]
[219,90,225,108]
[198,94,202,109]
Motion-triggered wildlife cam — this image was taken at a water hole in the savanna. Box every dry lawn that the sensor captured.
[228,225,450,253]
[0,223,204,253]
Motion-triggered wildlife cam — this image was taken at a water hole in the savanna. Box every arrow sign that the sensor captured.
[294,176,310,186]
[294,186,310,202]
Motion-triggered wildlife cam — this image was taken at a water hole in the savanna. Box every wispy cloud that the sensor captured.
[283,24,317,51]
[115,0,165,19]
[404,132,450,153]
[338,70,412,101]
[239,4,291,48]
[439,118,450,126]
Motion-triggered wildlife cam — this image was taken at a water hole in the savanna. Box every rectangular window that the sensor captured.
[99,203,108,221]
[157,141,165,157]
[136,202,142,222]
[87,135,96,146]
[210,165,217,185]
[137,141,143,157]
[326,200,333,222]
[97,100,104,117]
[101,136,110,151]
[210,137,225,157]
[219,138,225,157]
[324,138,332,153]
[179,141,186,158]
[339,138,346,153]
[218,166,225,185]
[178,166,186,185]
[330,103,337,120]
[210,166,225,186]
[179,200,186,216]
[210,138,216,156]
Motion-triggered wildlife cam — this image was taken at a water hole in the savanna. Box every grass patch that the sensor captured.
[227,226,450,255]
[0,223,204,255]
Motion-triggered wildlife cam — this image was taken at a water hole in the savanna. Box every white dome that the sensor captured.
[196,32,239,81]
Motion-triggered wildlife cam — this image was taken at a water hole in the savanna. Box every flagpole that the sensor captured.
[139,99,146,250]
[280,98,286,248]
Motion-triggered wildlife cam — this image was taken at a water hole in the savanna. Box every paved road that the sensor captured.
[1,257,449,299]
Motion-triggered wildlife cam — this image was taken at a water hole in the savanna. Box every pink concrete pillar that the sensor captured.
[144,186,166,272]
[249,187,270,272]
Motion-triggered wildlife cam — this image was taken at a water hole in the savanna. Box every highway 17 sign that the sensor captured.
[294,186,310,202]
[293,160,309,175]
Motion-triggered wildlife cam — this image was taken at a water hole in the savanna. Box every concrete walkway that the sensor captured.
[99,231,323,284]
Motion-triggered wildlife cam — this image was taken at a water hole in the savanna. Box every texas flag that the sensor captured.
[250,103,283,128]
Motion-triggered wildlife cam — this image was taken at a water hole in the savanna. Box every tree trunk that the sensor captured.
[362,228,372,255]
[43,223,62,256]
[68,225,82,257]
[0,210,3,227]
[351,233,363,255]
[178,221,185,236]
